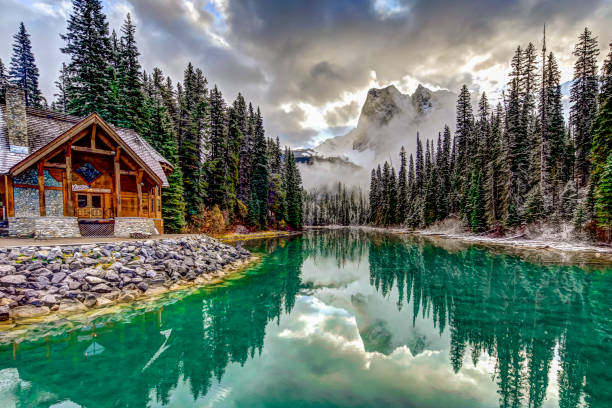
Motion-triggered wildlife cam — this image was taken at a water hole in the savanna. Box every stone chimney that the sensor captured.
[5,85,28,154]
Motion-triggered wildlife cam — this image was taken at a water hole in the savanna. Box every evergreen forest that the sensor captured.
[0,0,303,233]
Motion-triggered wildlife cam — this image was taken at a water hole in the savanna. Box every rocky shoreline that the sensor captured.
[0,235,254,324]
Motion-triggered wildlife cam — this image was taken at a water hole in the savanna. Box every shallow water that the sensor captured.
[0,229,610,408]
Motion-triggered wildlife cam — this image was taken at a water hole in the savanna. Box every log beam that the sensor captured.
[90,124,97,149]
[38,162,46,216]
[136,169,143,217]
[71,146,115,156]
[114,147,122,217]
[65,143,74,216]
[43,162,67,169]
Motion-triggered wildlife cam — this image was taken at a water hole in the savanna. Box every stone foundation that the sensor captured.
[8,217,81,238]
[114,217,158,237]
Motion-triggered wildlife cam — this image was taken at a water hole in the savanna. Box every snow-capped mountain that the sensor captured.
[298,84,457,188]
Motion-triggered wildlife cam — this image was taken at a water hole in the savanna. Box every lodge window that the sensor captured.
[91,195,102,208]
[77,194,102,208]
[77,194,88,209]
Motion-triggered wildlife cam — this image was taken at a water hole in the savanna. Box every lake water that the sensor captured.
[0,230,610,407]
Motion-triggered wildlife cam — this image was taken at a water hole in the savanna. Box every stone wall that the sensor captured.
[8,217,81,238]
[0,235,252,322]
[114,217,158,237]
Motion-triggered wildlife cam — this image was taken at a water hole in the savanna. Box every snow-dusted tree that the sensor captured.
[570,27,600,187]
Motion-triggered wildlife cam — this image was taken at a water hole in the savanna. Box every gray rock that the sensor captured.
[51,272,67,284]
[0,275,27,286]
[103,271,120,282]
[91,283,113,293]
[41,294,58,305]
[85,276,105,285]
[0,265,17,276]
[36,276,50,286]
[137,282,148,292]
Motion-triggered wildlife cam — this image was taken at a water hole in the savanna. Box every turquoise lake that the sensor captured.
[0,230,610,407]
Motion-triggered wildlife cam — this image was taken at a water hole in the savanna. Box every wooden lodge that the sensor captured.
[0,86,172,238]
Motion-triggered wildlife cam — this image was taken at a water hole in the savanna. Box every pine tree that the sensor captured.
[249,107,269,228]
[369,168,379,223]
[397,146,408,223]
[455,85,473,214]
[52,63,69,113]
[226,97,245,219]
[592,41,612,237]
[591,41,612,194]
[506,78,530,226]
[147,67,185,232]
[239,102,255,203]
[285,149,303,229]
[570,27,600,187]
[9,22,42,107]
[61,0,113,118]
[415,133,424,195]
[178,63,208,221]
[206,85,229,207]
[595,154,612,241]
[469,170,486,232]
[116,13,148,135]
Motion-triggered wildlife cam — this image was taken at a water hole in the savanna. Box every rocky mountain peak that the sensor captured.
[359,85,405,126]
[412,84,433,114]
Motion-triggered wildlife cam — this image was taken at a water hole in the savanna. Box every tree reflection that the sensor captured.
[0,236,304,408]
[367,233,611,408]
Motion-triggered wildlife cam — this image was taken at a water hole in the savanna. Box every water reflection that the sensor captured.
[0,230,609,408]
[364,231,611,408]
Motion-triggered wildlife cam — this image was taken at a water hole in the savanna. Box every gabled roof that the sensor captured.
[0,105,171,186]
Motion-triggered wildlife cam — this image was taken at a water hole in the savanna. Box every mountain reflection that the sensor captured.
[365,232,611,408]
[0,230,610,408]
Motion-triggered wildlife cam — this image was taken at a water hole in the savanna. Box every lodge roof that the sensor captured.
[0,104,171,186]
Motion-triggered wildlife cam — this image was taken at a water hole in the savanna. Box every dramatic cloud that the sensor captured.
[1,0,610,148]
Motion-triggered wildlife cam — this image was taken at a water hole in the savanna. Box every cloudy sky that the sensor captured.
[1,0,611,148]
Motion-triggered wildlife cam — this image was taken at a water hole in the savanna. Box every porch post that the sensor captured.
[136,169,143,217]
[38,162,46,216]
[65,143,74,216]
[114,147,122,217]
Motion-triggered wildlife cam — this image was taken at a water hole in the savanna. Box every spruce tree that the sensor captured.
[148,68,185,232]
[9,22,42,107]
[249,107,269,228]
[592,41,612,236]
[61,0,113,118]
[595,154,612,241]
[469,170,486,232]
[52,63,69,113]
[178,63,208,221]
[570,27,600,187]
[506,78,529,226]
[285,149,303,229]
[397,146,409,223]
[591,41,612,193]
[116,13,148,135]
[455,85,473,214]
[226,98,245,219]
[206,85,229,207]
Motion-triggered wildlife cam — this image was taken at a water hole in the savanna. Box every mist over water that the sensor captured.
[0,230,609,407]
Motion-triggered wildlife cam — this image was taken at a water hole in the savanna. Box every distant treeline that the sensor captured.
[0,0,303,233]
